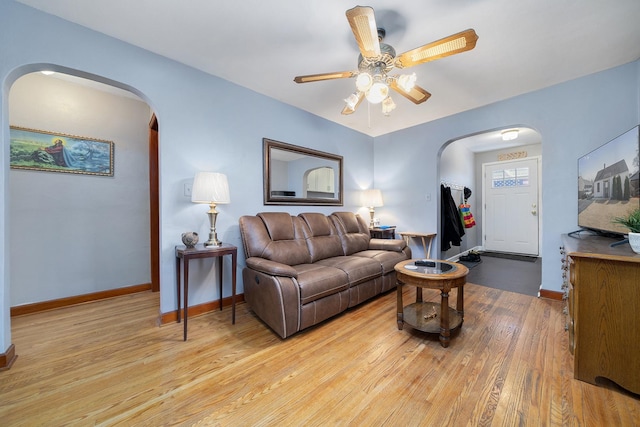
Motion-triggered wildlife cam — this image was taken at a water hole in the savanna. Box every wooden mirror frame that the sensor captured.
[263,138,343,206]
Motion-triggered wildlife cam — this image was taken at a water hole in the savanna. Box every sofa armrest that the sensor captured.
[246,257,298,278]
[368,238,407,252]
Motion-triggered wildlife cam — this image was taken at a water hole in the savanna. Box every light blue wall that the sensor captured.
[440,139,476,258]
[373,61,640,293]
[0,2,374,353]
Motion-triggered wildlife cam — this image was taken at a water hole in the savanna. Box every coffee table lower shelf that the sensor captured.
[400,302,463,334]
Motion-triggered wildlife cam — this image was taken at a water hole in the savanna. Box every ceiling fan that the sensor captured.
[294,6,478,116]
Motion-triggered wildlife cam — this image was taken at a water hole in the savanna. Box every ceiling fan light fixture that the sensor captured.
[366,81,388,104]
[381,96,396,115]
[344,92,362,110]
[355,73,373,92]
[397,73,417,92]
[293,7,479,119]
[501,129,519,141]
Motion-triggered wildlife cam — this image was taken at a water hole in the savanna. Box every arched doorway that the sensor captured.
[439,126,542,259]
[7,70,159,324]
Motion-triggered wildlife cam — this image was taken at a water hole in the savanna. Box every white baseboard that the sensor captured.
[447,245,483,262]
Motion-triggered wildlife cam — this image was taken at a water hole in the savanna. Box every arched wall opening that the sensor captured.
[2,64,157,368]
[437,126,543,261]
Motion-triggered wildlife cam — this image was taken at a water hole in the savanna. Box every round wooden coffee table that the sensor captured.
[395,259,469,347]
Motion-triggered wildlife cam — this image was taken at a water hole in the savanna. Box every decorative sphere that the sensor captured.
[181,232,199,248]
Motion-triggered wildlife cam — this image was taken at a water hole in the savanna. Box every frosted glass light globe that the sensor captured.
[366,82,388,104]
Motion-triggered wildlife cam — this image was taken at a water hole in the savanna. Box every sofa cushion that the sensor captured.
[332,211,362,233]
[259,212,296,240]
[294,264,350,305]
[352,250,409,275]
[330,212,371,255]
[299,212,345,262]
[368,239,407,252]
[315,255,381,285]
[239,213,311,265]
[245,257,298,278]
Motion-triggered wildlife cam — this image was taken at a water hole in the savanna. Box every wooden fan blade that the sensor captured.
[345,6,381,58]
[389,81,432,104]
[341,91,365,115]
[294,71,356,84]
[395,29,478,69]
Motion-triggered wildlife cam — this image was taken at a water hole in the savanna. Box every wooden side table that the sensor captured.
[399,232,436,259]
[175,243,237,341]
[370,226,396,239]
[395,259,468,347]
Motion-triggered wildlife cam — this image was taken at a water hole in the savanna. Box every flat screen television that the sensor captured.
[578,125,640,236]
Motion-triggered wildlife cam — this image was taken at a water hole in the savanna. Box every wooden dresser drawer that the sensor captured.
[561,233,640,394]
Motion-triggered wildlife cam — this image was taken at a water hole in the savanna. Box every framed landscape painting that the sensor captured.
[10,126,114,177]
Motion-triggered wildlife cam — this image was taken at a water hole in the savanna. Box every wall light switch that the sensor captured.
[184,183,192,197]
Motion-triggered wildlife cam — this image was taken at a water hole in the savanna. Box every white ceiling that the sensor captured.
[455,127,541,153]
[15,0,640,140]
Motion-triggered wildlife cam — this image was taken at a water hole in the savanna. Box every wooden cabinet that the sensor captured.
[560,234,640,394]
[307,167,334,193]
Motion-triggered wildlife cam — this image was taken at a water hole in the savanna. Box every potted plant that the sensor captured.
[613,208,640,253]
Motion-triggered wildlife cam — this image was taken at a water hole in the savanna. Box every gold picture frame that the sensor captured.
[10,126,114,177]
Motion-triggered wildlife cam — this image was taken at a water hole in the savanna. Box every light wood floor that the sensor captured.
[2,283,639,426]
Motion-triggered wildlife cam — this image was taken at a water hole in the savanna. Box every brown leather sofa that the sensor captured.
[239,211,411,338]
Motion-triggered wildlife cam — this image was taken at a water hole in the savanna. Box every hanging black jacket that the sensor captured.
[441,184,465,251]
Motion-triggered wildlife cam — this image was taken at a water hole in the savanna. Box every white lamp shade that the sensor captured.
[191,172,230,204]
[362,189,383,207]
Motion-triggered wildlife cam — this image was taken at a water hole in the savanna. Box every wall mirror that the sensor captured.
[263,138,343,206]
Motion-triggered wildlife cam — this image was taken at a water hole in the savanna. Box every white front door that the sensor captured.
[483,157,540,255]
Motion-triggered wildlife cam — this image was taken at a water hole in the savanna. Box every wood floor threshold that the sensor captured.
[0,344,17,371]
[10,283,152,317]
[539,288,563,300]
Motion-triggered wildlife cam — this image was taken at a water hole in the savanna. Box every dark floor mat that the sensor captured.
[479,251,538,262]
[466,256,541,296]
[458,259,482,269]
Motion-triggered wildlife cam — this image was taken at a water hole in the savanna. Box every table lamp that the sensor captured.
[361,188,383,228]
[191,172,230,246]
